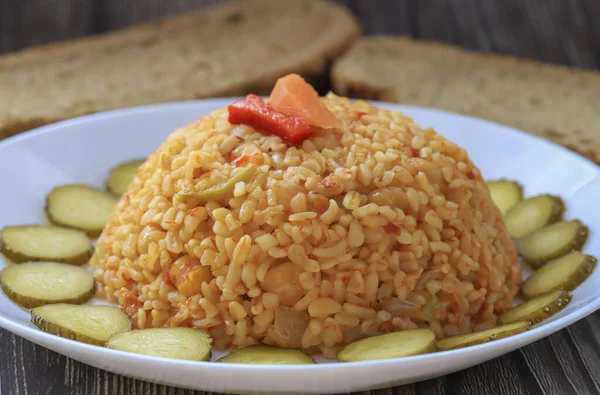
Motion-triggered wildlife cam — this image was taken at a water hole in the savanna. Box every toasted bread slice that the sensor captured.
[0,0,360,139]
[332,36,600,163]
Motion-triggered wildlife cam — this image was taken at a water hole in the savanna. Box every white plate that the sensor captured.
[0,99,599,395]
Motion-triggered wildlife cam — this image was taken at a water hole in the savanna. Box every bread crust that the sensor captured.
[332,36,600,163]
[0,0,361,139]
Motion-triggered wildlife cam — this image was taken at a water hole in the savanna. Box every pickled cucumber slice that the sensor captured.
[218,345,315,364]
[337,328,436,362]
[31,304,132,346]
[488,180,523,215]
[0,225,92,265]
[436,321,531,351]
[521,251,597,299]
[106,328,212,361]
[516,220,589,267]
[1,262,94,308]
[499,290,572,325]
[106,159,144,196]
[46,184,119,237]
[504,195,564,239]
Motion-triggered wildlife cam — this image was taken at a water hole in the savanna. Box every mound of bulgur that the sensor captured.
[90,94,521,358]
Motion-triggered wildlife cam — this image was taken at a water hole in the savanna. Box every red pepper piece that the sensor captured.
[228,94,315,145]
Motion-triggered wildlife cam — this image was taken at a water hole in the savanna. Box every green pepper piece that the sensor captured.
[175,166,256,203]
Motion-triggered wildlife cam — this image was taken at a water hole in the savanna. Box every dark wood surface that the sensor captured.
[1,1,600,394]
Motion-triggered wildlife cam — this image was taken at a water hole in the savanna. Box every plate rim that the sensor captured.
[0,98,599,374]
[0,97,597,171]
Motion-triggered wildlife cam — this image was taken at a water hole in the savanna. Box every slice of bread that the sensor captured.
[0,0,360,139]
[332,36,600,163]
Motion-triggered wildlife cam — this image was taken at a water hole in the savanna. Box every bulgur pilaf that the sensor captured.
[90,92,521,358]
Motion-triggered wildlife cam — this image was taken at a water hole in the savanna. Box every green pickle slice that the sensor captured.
[499,290,572,325]
[437,321,531,351]
[106,159,145,196]
[1,261,95,308]
[107,328,212,361]
[521,251,597,299]
[337,328,436,362]
[31,304,132,346]
[0,225,92,265]
[46,184,119,237]
[504,194,564,239]
[218,345,315,364]
[487,180,523,216]
[516,219,588,267]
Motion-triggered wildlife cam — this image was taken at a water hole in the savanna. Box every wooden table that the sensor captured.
[1,1,600,394]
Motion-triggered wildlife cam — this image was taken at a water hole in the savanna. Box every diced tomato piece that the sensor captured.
[472,302,489,321]
[234,153,257,167]
[228,94,315,145]
[234,155,248,166]
[124,295,141,310]
[380,320,395,333]
[356,111,368,119]
[179,318,193,327]
[384,223,402,235]
[269,74,340,129]
[163,272,174,286]
[188,207,204,217]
